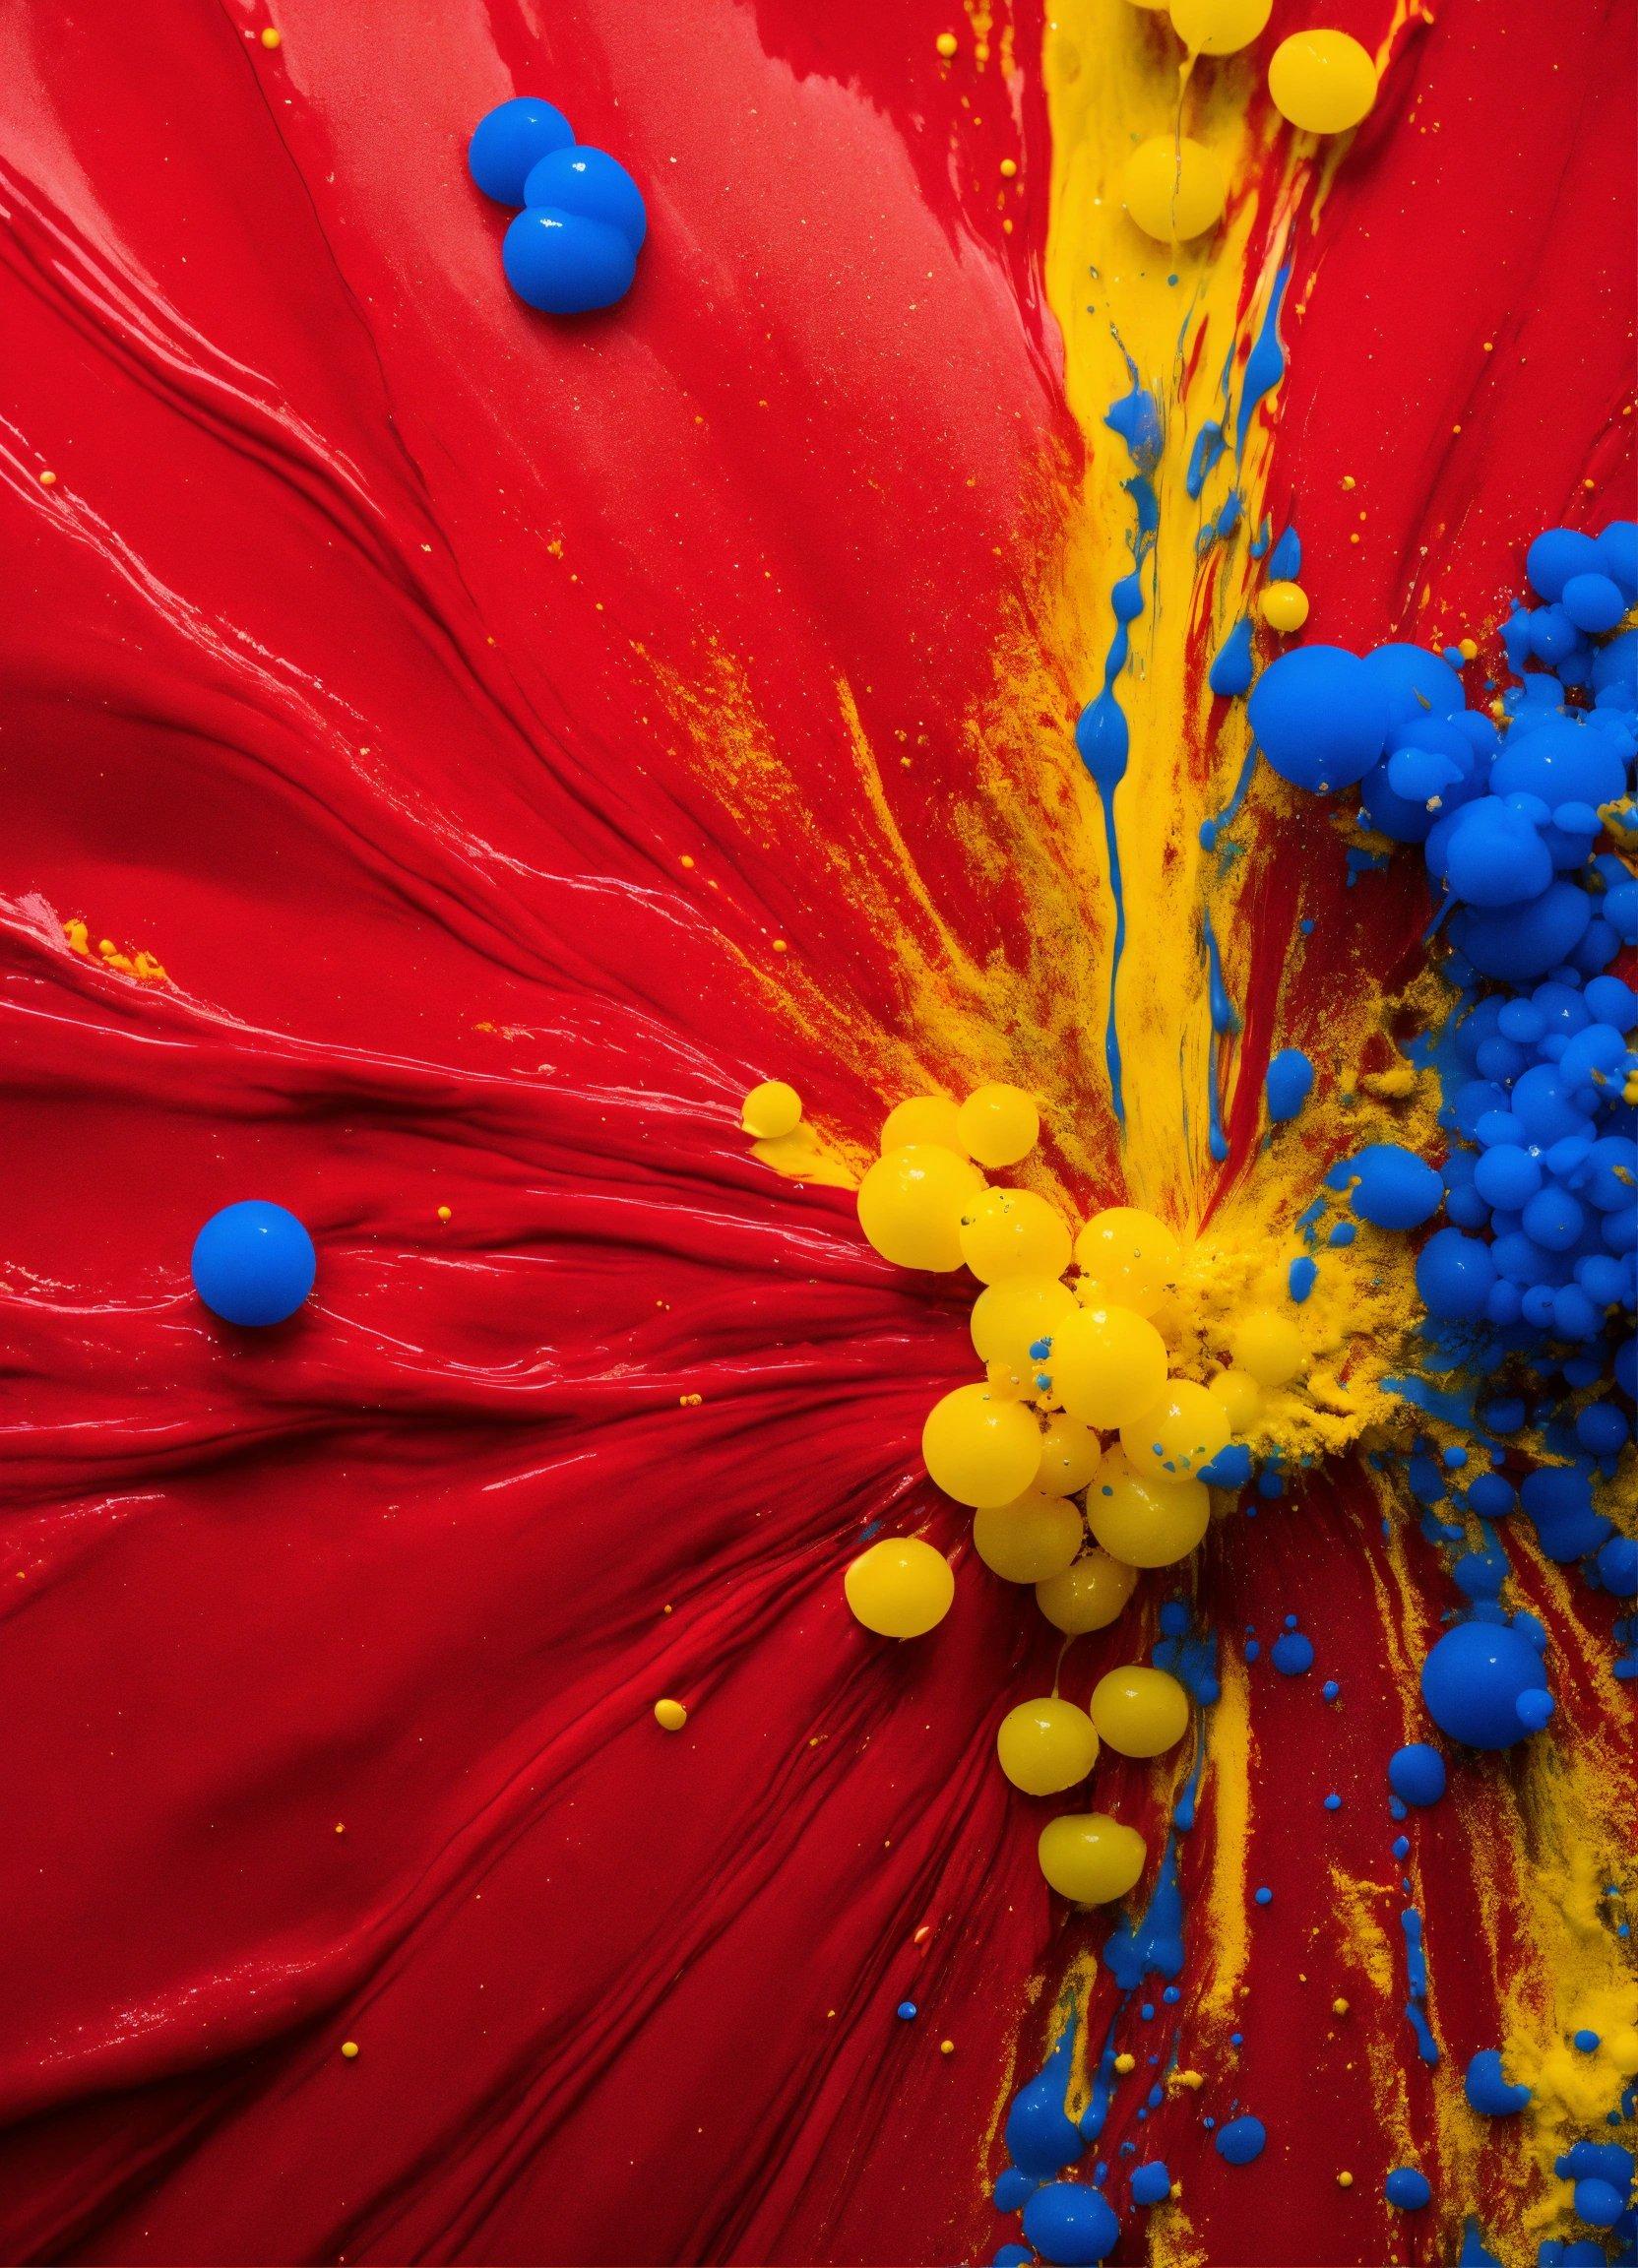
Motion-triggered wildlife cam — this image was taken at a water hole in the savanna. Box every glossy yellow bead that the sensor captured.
[1036,1415,1104,1497]
[857,1143,984,1272]
[1046,1303,1169,1429]
[654,1697,688,1732]
[1208,1366,1264,1432]
[997,1698,1100,1795]
[957,1082,1040,1168]
[959,1188,1072,1286]
[881,1095,966,1154]
[1119,1379,1230,1482]
[1086,1449,1211,1568]
[741,1080,802,1138]
[1122,135,1228,243]
[973,1490,1084,1583]
[1230,1307,1305,1388]
[1089,1666,1190,1757]
[1074,1207,1180,1317]
[1167,0,1271,52]
[970,1275,1076,1373]
[1038,1812,1147,1904]
[845,1538,955,1637]
[922,1383,1042,1506]
[1261,580,1309,633]
[1035,1549,1139,1634]
[1268,30,1378,134]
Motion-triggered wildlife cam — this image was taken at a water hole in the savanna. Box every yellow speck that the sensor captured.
[341,2040,359,2059]
[654,1697,688,1732]
[999,158,1018,177]
[1113,2051,1136,2074]
[940,2038,955,2055]
[64,918,90,955]
[1171,2067,1204,2090]
[1337,2171,1354,2188]
[1349,533,1360,545]
[335,1823,346,1834]
[1341,474,1356,490]
[1332,1996,1350,2016]
[679,853,695,869]
[98,938,116,957]
[1458,637,1479,662]
[38,469,56,487]
[678,1392,704,1408]
[261,25,281,45]
[1481,339,1493,351]
[935,31,959,56]
[436,1204,452,1223]
[771,937,788,953]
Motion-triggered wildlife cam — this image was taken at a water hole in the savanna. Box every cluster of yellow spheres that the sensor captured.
[844,1085,1311,1904]
[1119,0,1379,244]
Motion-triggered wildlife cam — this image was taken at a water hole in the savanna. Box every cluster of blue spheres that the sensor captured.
[468,95,647,314]
[191,1201,315,1328]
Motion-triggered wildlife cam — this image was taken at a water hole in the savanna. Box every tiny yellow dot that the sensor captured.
[999,158,1018,178]
[38,470,57,487]
[1113,2051,1135,2074]
[436,1204,452,1223]
[654,1697,688,1732]
[1337,2171,1354,2189]
[335,1822,346,1835]
[772,938,788,953]
[1341,474,1356,490]
[940,2039,955,2055]
[341,2040,359,2059]
[1332,1996,1350,2016]
[261,25,282,45]
[935,31,958,56]
[679,853,695,868]
[1458,638,1479,662]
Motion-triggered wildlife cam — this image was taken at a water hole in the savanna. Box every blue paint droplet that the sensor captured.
[1385,2168,1432,2212]
[1388,1743,1447,1806]
[1271,1631,1314,1675]
[1215,2115,1267,2166]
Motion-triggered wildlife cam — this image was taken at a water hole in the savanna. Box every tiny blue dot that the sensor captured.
[1255,1886,1273,1906]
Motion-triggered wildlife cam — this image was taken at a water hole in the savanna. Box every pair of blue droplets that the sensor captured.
[469,96,647,313]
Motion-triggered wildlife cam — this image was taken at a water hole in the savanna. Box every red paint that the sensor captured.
[0,0,1630,2260]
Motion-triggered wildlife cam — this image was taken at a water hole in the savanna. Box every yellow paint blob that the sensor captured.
[1167,0,1272,56]
[1048,1303,1169,1428]
[1260,580,1309,632]
[341,2040,359,2058]
[971,1275,1077,1373]
[845,1538,955,1637]
[1035,1549,1139,1634]
[1268,30,1378,135]
[741,1079,802,1139]
[654,1698,688,1732]
[857,1144,984,1271]
[1037,1414,1104,1497]
[260,25,282,47]
[935,29,958,56]
[922,1384,1042,1506]
[1090,1666,1191,1757]
[957,1082,1040,1167]
[1122,135,1228,243]
[997,1697,1101,1794]
[882,1094,965,1153]
[974,1490,1085,1583]
[1074,1207,1179,1317]
[1039,1812,1147,1904]
[1230,1307,1305,1387]
[959,1188,1072,1285]
[1119,1379,1230,1481]
[1207,1366,1264,1433]
[1087,1449,1211,1568]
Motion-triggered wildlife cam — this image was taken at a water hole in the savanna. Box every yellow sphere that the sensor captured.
[1268,30,1378,134]
[1038,1812,1147,1904]
[741,1080,802,1139]
[958,1083,1040,1168]
[1074,1207,1180,1317]
[997,1698,1100,1795]
[1036,1414,1104,1497]
[974,1489,1084,1583]
[1167,0,1271,52]
[857,1143,984,1272]
[1047,1303,1169,1429]
[845,1538,955,1636]
[971,1276,1076,1373]
[1119,1380,1230,1482]
[1231,1307,1305,1388]
[882,1094,966,1154]
[1035,1549,1139,1634]
[1208,1366,1264,1433]
[959,1188,1072,1286]
[654,1697,688,1732]
[1261,581,1310,633]
[923,1383,1042,1506]
[1087,1449,1211,1568]
[1122,135,1228,243]
[1090,1666,1190,1757]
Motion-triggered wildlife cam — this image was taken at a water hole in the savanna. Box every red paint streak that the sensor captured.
[0,0,1630,2261]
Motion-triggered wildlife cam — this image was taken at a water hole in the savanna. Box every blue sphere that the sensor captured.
[1451,881,1593,983]
[1562,572,1627,635]
[1416,1228,1496,1322]
[1490,716,1628,810]
[1266,1046,1315,1122]
[524,145,647,249]
[502,209,636,313]
[1021,2182,1120,2265]
[1595,520,1638,598]
[1384,2167,1432,2212]
[1443,799,1552,910]
[1129,2162,1170,2208]
[1387,1742,1446,1806]
[1005,2071,1082,2179]
[1362,642,1466,727]
[1248,647,1389,793]
[1526,528,1602,602]
[1215,2115,1266,2166]
[1595,1536,1638,1598]
[1270,1630,1314,1675]
[468,96,574,205]
[1420,1621,1551,1750]
[1573,2177,1626,2231]
[1345,1143,1444,1230]
[192,1201,316,1327]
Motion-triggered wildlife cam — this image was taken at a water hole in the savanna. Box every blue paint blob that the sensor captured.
[1254,1886,1273,1906]
[1271,1631,1314,1675]
[1266,1047,1315,1123]
[993,2169,1036,2214]
[1420,1621,1553,1750]
[1341,1143,1445,1229]
[1464,2048,1532,2116]
[523,146,647,249]
[1572,2177,1626,2230]
[1288,1255,1318,1302]
[1214,2116,1266,2166]
[1129,2162,1170,2208]
[896,2000,917,2020]
[191,1201,316,1328]
[468,96,575,204]
[1573,2028,1601,2052]
[1021,2181,1120,2265]
[1385,2167,1432,2211]
[502,208,637,313]
[1248,647,1390,793]
[1210,617,1256,700]
[1387,1743,1446,1807]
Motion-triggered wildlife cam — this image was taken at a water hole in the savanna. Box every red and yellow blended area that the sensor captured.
[0,0,1633,2264]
